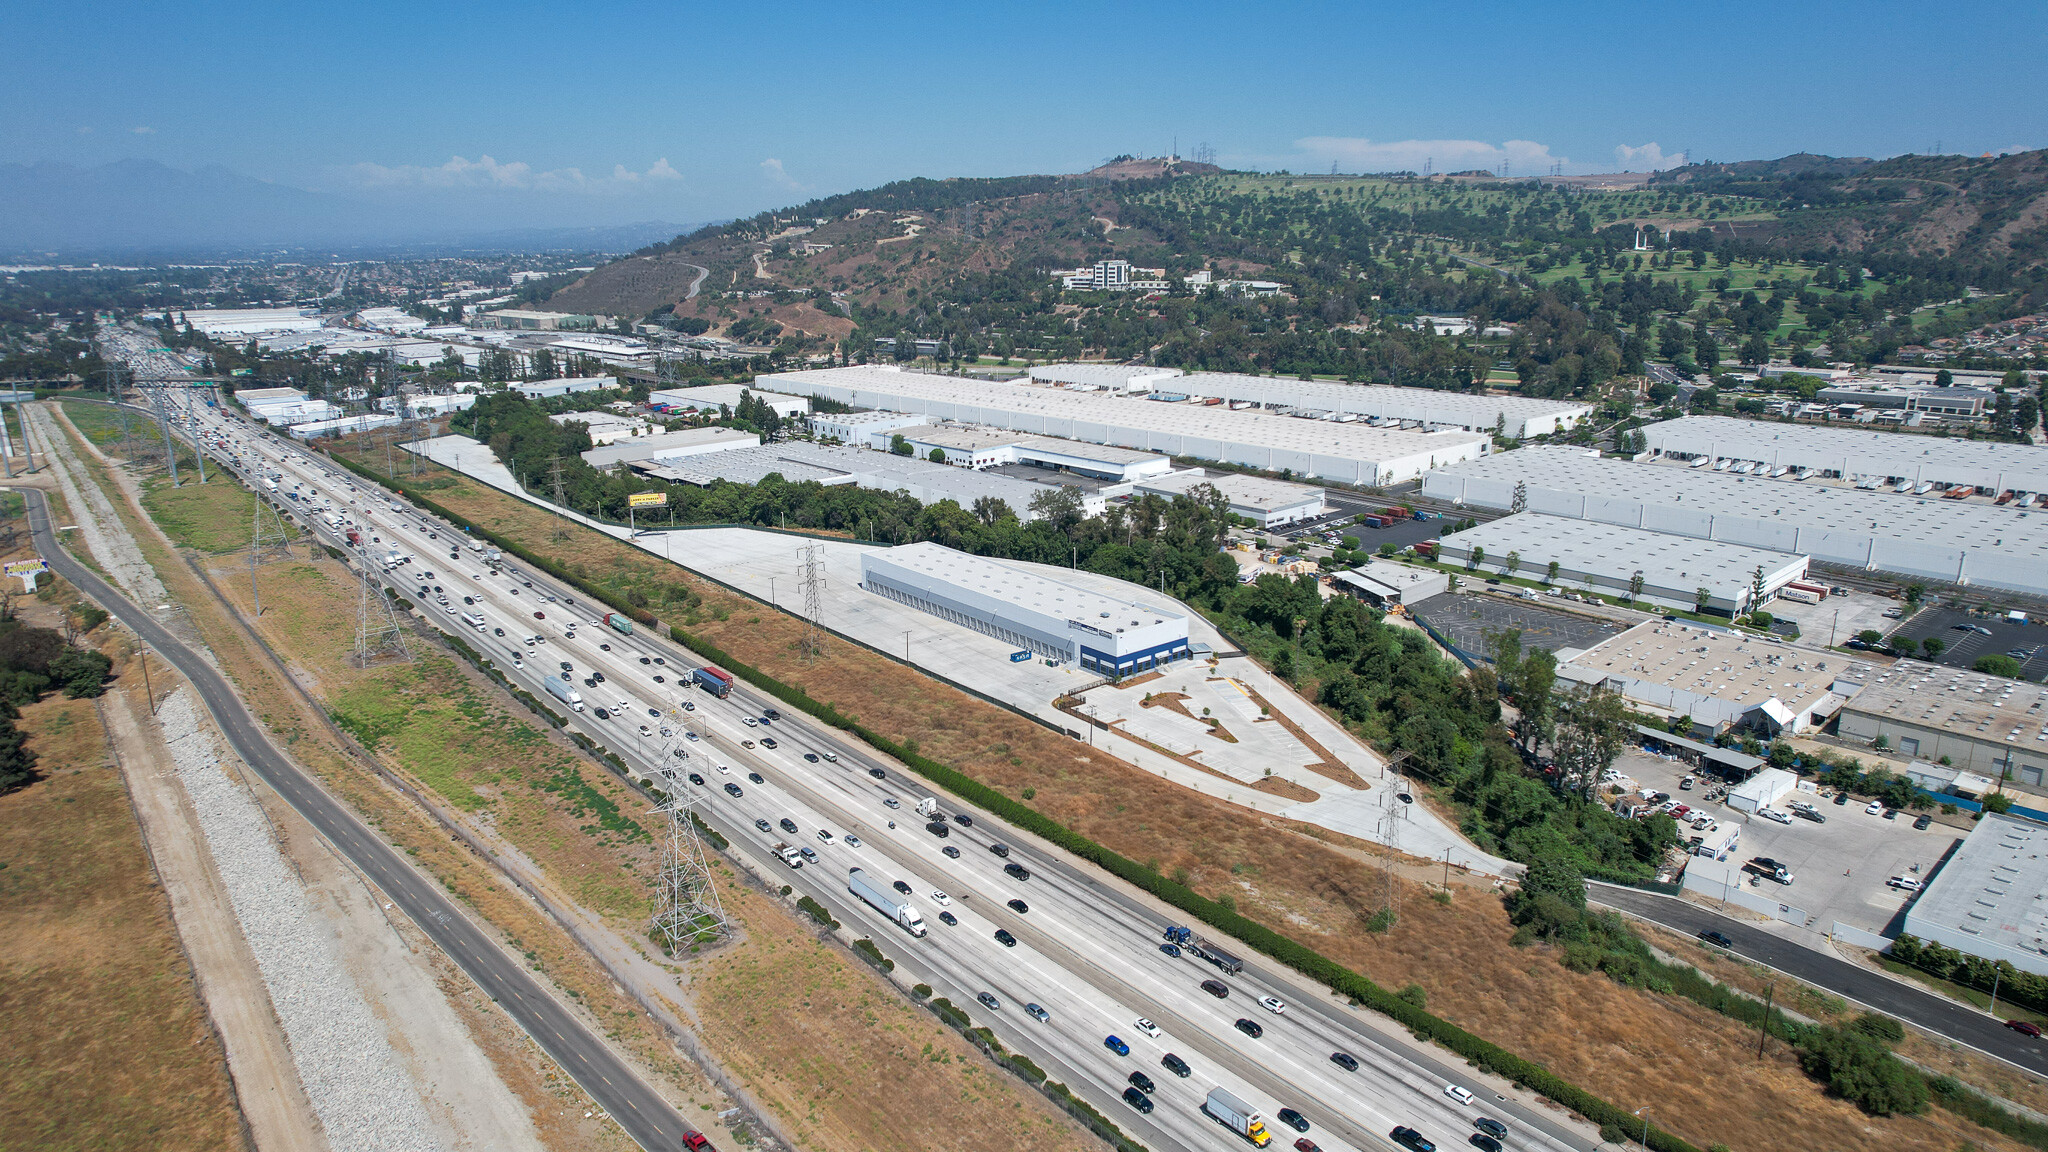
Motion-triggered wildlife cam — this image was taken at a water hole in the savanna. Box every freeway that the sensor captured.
[16,485,708,1152]
[168,392,1603,1152]
[1593,884,2048,1077]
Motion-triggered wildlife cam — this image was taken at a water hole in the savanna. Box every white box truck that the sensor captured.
[1202,1087,1271,1146]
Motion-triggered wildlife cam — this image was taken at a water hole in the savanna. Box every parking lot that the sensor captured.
[1883,606,2048,681]
[1610,746,1967,936]
[1758,587,1901,647]
[1410,592,1628,659]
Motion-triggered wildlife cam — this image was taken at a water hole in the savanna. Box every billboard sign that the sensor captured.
[628,491,667,509]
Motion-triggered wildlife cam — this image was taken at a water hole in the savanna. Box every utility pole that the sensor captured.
[1756,982,1776,1058]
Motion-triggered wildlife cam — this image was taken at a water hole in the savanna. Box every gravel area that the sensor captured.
[24,403,171,608]
[159,689,444,1152]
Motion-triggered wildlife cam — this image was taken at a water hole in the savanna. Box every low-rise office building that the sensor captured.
[809,410,929,443]
[549,410,652,444]
[1431,512,1810,615]
[1331,562,1449,608]
[1836,660,2048,787]
[1129,470,1324,527]
[861,541,1191,677]
[1561,619,1870,737]
[515,376,618,400]
[878,424,1175,482]
[581,427,759,469]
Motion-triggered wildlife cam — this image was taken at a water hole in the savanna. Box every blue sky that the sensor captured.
[6,0,2044,229]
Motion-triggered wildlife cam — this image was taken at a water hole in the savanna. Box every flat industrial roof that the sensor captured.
[761,366,1489,471]
[1569,619,1871,710]
[581,427,757,467]
[1170,371,1592,426]
[1028,363,1183,389]
[867,541,1182,628]
[900,425,1029,452]
[1913,814,2048,963]
[650,383,809,410]
[1011,436,1167,466]
[650,443,857,486]
[1435,512,1807,593]
[1642,415,2048,485]
[1428,446,2048,563]
[1845,658,2048,748]
[1133,470,1323,510]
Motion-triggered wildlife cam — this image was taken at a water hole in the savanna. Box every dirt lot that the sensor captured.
[332,444,2043,1152]
[0,695,246,1152]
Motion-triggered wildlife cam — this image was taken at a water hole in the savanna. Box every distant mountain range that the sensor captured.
[0,159,693,258]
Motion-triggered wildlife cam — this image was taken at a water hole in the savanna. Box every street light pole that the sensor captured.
[1635,1108,1651,1149]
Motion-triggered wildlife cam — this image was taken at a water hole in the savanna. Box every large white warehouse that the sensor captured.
[860,542,1191,677]
[1422,447,2048,597]
[1433,513,1810,615]
[1640,416,2048,496]
[759,366,1490,486]
[1161,372,1591,440]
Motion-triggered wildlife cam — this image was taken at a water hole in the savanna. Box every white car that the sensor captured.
[638,725,652,737]
[1444,1084,1476,1107]
[1865,800,1886,815]
[1759,808,1793,825]
[743,716,759,728]
[1258,995,1287,1015]
[844,835,863,849]
[685,731,699,741]
[1887,875,1924,892]
[1133,1017,1161,1038]
[929,890,951,906]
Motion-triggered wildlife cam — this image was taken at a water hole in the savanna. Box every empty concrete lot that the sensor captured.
[1410,592,1628,658]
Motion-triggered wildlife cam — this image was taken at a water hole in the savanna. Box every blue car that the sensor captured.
[1159,943,1182,958]
[1104,1034,1130,1056]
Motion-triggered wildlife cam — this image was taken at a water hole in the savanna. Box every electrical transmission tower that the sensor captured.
[651,753,733,951]
[147,389,182,486]
[1379,750,1413,923]
[797,543,827,663]
[352,566,412,665]
[246,492,299,615]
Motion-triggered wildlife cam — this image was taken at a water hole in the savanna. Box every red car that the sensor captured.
[2006,1019,2042,1038]
[1295,1140,1320,1152]
[682,1133,715,1151]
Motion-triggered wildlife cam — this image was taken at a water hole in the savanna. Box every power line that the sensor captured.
[650,751,733,951]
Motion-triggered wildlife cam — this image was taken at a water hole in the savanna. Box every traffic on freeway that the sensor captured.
[163,389,1597,1152]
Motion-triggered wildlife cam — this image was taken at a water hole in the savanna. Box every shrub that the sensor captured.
[911,983,931,1000]
[1848,1013,1905,1045]
[796,896,838,930]
[1397,983,1428,1009]
[1795,1025,1927,1115]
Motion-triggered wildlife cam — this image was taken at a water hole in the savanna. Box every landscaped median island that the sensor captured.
[311,434,2048,1152]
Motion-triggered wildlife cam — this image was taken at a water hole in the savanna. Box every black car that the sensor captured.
[1007,899,1029,914]
[763,708,781,720]
[652,675,665,683]
[1469,1136,1501,1152]
[1160,943,1181,958]
[1201,979,1229,998]
[926,821,951,838]
[1121,1086,1154,1114]
[1330,1051,1359,1071]
[723,783,743,797]
[560,661,573,671]
[1234,1018,1263,1038]
[759,737,778,749]
[804,753,819,763]
[994,928,1017,947]
[493,627,505,636]
[892,880,913,895]
[639,656,651,665]
[1914,813,1934,830]
[941,845,961,859]
[779,818,799,834]
[988,842,1011,858]
[593,707,611,720]
[1127,1071,1156,1094]
[869,768,887,780]
[754,819,772,833]
[1004,863,1031,881]
[1391,1127,1437,1152]
[748,772,765,784]
[937,911,958,926]
[1698,929,1735,949]
[1277,1108,1309,1132]
[687,772,705,786]
[1474,1118,1508,1140]
[1161,1053,1191,1078]
[952,813,974,827]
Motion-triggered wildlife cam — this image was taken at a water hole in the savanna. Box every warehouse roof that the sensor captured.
[650,383,809,412]
[1431,447,2048,563]
[1028,363,1184,390]
[1568,620,1873,711]
[1011,437,1166,466]
[650,443,857,486]
[1844,658,2048,748]
[1641,415,2048,482]
[1171,371,1592,427]
[1435,512,1807,592]
[761,366,1489,469]
[1912,814,2048,964]
[1133,470,1322,511]
[581,426,758,467]
[868,541,1182,629]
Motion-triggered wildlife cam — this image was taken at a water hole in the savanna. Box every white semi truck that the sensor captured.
[846,868,926,937]
[543,674,584,712]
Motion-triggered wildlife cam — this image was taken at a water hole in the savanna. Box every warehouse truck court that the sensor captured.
[1408,593,1628,663]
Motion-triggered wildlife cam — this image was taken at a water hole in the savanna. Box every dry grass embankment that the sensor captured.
[340,447,2037,1152]
[0,696,246,1152]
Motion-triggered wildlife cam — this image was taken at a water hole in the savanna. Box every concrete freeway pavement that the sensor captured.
[18,484,710,1152]
[193,398,1604,1152]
